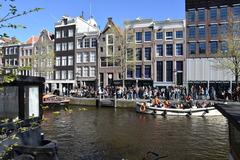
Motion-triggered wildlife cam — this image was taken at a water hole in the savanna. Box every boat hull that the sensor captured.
[136,103,222,116]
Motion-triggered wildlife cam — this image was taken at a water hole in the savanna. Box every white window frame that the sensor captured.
[68,70,73,79]
[56,43,61,51]
[76,53,82,63]
[56,31,61,39]
[68,29,74,37]
[62,43,67,51]
[68,56,73,66]
[62,70,67,79]
[55,71,60,80]
[56,57,61,66]
[62,56,67,66]
[68,42,74,50]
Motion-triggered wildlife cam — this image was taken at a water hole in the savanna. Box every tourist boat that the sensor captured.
[43,94,70,106]
[136,102,222,116]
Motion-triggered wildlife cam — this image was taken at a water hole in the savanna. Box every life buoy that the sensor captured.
[140,104,146,112]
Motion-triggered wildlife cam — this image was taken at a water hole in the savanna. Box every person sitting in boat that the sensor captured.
[163,99,171,108]
[152,96,161,107]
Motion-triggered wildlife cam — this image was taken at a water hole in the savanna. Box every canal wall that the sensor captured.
[69,97,137,108]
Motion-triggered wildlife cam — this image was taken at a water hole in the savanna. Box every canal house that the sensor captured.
[216,104,240,160]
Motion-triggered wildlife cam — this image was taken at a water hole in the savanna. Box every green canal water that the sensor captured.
[41,107,229,160]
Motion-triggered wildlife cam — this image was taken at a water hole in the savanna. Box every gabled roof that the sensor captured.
[101,17,122,35]
[26,35,39,44]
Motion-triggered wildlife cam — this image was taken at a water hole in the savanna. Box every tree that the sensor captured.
[0,0,42,82]
[215,16,240,97]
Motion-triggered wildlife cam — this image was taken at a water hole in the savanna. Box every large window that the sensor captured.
[90,52,96,62]
[100,57,107,67]
[220,7,228,21]
[220,24,228,38]
[198,9,205,22]
[91,38,97,48]
[107,35,114,44]
[77,39,83,49]
[76,67,82,77]
[83,67,89,77]
[176,44,183,56]
[156,32,163,40]
[62,70,67,80]
[84,38,90,48]
[145,65,151,78]
[55,71,60,80]
[127,48,133,61]
[68,56,73,66]
[68,29,74,37]
[199,42,206,54]
[187,10,195,22]
[233,5,240,20]
[188,26,196,38]
[189,43,196,54]
[157,61,163,82]
[210,41,218,54]
[176,31,183,39]
[166,44,173,56]
[56,31,61,39]
[166,61,173,82]
[136,32,142,43]
[144,31,152,41]
[56,57,61,66]
[56,43,61,51]
[62,43,67,51]
[210,7,217,21]
[210,24,218,38]
[198,26,205,38]
[136,48,142,61]
[62,56,67,66]
[156,44,163,56]
[68,70,73,80]
[176,61,183,71]
[221,41,228,53]
[145,47,151,60]
[90,67,95,77]
[68,42,73,50]
[136,65,142,78]
[83,52,89,63]
[166,32,173,40]
[127,66,133,78]
[76,53,82,63]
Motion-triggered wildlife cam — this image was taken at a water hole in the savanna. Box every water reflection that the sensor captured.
[41,107,229,160]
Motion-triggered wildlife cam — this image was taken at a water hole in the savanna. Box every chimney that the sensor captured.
[108,17,112,22]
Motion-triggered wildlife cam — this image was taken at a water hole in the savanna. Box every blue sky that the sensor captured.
[0,0,185,42]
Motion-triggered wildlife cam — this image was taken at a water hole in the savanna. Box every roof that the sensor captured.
[102,17,122,35]
[215,103,240,131]
[26,36,39,44]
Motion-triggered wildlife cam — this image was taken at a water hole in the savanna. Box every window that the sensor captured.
[189,43,196,54]
[220,7,228,21]
[76,53,82,63]
[198,9,205,22]
[56,31,61,39]
[127,66,133,78]
[62,30,67,38]
[55,71,60,80]
[83,67,89,77]
[176,61,183,71]
[5,48,8,55]
[176,44,183,56]
[166,44,173,56]
[68,56,73,66]
[107,46,113,56]
[198,26,205,38]
[233,5,240,20]
[56,57,61,66]
[83,52,89,63]
[188,10,195,22]
[221,41,228,53]
[62,43,67,51]
[127,32,133,42]
[156,32,163,40]
[107,35,114,44]
[144,31,152,41]
[136,32,142,43]
[68,70,73,80]
[156,45,163,56]
[100,47,103,52]
[199,42,206,54]
[166,61,173,82]
[127,48,133,61]
[100,57,107,67]
[77,39,83,49]
[76,67,82,77]
[62,70,67,79]
[166,32,173,40]
[156,61,163,82]
[210,24,218,38]
[136,65,142,78]
[176,31,183,39]
[14,59,18,66]
[91,38,97,48]
[84,38,90,48]
[90,67,95,77]
[136,48,142,61]
[210,41,218,54]
[90,52,96,62]
[145,65,151,78]
[210,8,217,21]
[145,47,151,60]
[220,24,228,37]
[68,29,74,37]
[56,43,61,51]
[62,56,67,66]
[68,42,73,50]
[188,26,196,38]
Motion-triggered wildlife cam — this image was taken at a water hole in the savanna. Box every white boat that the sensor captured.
[136,102,222,116]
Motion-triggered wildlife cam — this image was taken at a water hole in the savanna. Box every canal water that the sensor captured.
[41,107,229,160]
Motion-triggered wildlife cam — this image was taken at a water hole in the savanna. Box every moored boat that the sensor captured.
[136,102,222,116]
[43,94,70,106]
